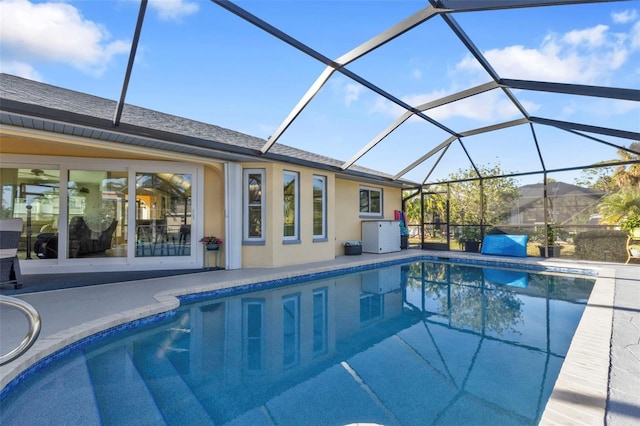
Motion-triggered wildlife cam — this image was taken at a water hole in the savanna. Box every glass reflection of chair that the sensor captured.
[136,222,153,256]
[178,224,190,255]
[1,218,24,289]
[153,224,176,256]
[137,220,180,257]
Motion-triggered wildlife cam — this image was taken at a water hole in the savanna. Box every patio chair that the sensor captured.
[0,218,24,289]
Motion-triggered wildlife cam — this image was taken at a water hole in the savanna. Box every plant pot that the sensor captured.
[538,245,562,257]
[463,241,481,253]
[206,243,219,251]
[344,245,362,255]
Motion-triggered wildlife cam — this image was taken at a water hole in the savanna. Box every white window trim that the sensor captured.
[242,298,265,371]
[312,175,327,241]
[282,170,299,243]
[1,154,202,274]
[243,168,265,244]
[359,185,383,217]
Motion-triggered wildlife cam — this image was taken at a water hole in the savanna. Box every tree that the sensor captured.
[612,142,640,190]
[446,163,520,226]
[598,188,640,224]
[574,166,617,192]
[596,143,640,225]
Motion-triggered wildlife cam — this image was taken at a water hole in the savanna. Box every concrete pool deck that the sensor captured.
[1,249,638,424]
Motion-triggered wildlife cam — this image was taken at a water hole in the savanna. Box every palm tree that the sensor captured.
[598,188,640,224]
[612,142,640,190]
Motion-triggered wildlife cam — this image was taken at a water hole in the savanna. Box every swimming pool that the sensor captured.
[0,260,595,425]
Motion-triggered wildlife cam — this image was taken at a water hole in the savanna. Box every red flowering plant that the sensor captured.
[199,235,223,245]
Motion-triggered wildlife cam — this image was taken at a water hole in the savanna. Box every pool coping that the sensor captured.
[0,251,615,422]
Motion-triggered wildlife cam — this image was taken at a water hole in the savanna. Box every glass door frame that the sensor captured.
[1,154,204,273]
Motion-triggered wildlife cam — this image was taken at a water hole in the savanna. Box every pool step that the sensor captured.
[1,353,102,424]
[86,345,166,425]
[130,342,213,424]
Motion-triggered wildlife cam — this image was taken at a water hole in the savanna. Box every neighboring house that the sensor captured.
[510,182,606,226]
[0,74,413,275]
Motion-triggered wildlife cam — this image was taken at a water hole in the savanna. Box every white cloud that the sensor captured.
[343,83,362,106]
[455,22,635,85]
[369,89,539,123]
[612,9,638,24]
[0,0,130,76]
[0,60,42,81]
[412,69,422,80]
[632,21,640,50]
[563,25,608,48]
[148,0,199,22]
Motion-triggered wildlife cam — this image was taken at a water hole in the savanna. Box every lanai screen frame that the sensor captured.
[112,0,639,188]
[108,0,639,255]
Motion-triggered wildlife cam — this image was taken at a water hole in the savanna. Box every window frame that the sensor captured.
[282,170,300,243]
[282,293,300,368]
[312,175,327,242]
[359,185,383,217]
[242,298,265,371]
[243,168,266,244]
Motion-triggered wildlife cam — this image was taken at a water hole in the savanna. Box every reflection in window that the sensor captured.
[244,169,265,241]
[283,294,300,367]
[359,186,382,216]
[313,288,328,355]
[1,168,61,260]
[68,170,126,259]
[313,175,326,240]
[283,171,298,240]
[243,299,264,371]
[360,293,383,323]
[135,172,192,257]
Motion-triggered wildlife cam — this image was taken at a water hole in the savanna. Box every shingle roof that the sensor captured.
[0,73,412,187]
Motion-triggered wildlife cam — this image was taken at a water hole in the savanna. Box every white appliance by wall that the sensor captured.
[361,265,403,294]
[361,220,401,254]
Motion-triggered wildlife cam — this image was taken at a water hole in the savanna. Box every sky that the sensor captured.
[0,0,639,186]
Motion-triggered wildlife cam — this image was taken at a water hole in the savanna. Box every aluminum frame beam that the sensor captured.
[113,0,147,127]
[500,79,640,101]
[341,81,499,171]
[433,0,633,13]
[211,1,457,155]
[531,117,640,141]
[393,118,529,180]
[207,0,638,187]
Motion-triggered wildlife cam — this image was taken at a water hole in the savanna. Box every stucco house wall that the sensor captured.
[0,74,409,274]
[334,179,402,255]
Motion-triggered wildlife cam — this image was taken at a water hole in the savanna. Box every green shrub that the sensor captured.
[573,230,628,262]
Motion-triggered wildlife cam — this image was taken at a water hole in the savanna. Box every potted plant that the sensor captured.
[458,226,482,252]
[629,244,640,258]
[537,225,562,257]
[620,213,640,238]
[200,235,223,250]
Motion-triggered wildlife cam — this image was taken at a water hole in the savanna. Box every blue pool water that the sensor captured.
[1,261,595,425]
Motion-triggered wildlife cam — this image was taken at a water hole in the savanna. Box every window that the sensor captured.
[134,172,191,258]
[244,169,265,242]
[243,299,265,371]
[282,294,300,367]
[283,171,299,242]
[360,293,384,323]
[359,186,382,216]
[1,168,60,260]
[312,288,328,355]
[312,175,327,240]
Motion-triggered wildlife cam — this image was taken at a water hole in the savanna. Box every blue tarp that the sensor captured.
[483,268,529,288]
[481,234,528,257]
